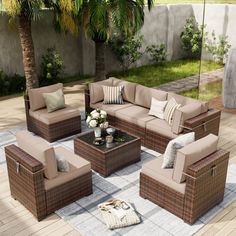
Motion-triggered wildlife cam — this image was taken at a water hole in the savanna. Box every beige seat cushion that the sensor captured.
[90,102,133,116]
[44,146,91,190]
[173,134,219,183]
[28,83,63,111]
[135,85,167,108]
[115,105,155,128]
[171,102,202,134]
[141,156,186,194]
[146,117,178,139]
[89,78,113,104]
[16,131,58,179]
[29,105,80,125]
[111,78,137,103]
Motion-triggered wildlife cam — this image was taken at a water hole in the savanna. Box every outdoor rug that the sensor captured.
[0,123,236,236]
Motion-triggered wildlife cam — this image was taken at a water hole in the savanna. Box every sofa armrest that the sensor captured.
[5,144,43,173]
[183,149,229,224]
[182,108,221,139]
[5,144,46,221]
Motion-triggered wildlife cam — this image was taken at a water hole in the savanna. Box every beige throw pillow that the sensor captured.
[43,89,65,113]
[162,132,195,169]
[149,98,168,119]
[164,98,181,125]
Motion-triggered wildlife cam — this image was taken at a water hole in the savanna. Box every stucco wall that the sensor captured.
[0,4,235,77]
[0,12,83,76]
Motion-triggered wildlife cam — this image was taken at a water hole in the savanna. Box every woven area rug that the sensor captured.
[0,124,236,236]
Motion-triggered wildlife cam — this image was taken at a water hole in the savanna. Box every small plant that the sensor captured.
[0,70,25,96]
[180,17,203,58]
[204,31,231,64]
[109,34,143,71]
[40,47,64,81]
[146,43,167,64]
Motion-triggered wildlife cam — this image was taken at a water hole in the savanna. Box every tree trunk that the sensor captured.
[18,14,38,90]
[95,40,106,81]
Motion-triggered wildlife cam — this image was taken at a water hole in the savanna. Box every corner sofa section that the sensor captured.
[85,78,221,153]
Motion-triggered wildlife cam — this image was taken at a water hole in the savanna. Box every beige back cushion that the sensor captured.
[171,102,202,134]
[28,83,63,111]
[112,78,137,103]
[89,78,113,104]
[168,92,209,114]
[135,85,167,108]
[173,134,218,183]
[16,131,58,179]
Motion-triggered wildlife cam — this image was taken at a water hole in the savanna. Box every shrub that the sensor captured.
[40,47,64,83]
[204,31,231,64]
[180,17,203,58]
[109,34,143,71]
[146,43,167,64]
[0,70,25,96]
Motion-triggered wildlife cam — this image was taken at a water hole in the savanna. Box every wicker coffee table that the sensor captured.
[74,129,141,177]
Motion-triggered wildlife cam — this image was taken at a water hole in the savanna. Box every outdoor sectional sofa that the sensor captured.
[24,83,81,142]
[5,131,92,221]
[85,78,221,153]
[140,134,229,224]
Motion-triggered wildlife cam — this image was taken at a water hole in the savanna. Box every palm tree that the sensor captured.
[79,0,154,81]
[2,0,81,90]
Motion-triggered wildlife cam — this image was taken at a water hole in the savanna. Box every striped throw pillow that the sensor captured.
[164,98,181,125]
[103,86,124,104]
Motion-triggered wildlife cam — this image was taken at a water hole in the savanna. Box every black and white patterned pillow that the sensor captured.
[102,86,124,104]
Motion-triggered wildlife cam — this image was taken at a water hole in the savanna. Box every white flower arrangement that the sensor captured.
[86,109,108,128]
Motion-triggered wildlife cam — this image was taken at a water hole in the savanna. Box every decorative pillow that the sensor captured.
[43,89,65,113]
[56,154,70,172]
[102,86,124,104]
[149,98,168,119]
[162,132,195,169]
[164,98,181,125]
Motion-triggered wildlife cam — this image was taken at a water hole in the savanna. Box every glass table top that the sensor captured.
[76,129,139,152]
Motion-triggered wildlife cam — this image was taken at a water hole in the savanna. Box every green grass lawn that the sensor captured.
[154,0,236,4]
[180,80,222,100]
[108,59,222,88]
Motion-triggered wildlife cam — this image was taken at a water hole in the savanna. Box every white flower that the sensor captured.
[89,120,97,128]
[91,112,100,119]
[86,116,91,124]
[100,110,107,117]
[91,109,97,114]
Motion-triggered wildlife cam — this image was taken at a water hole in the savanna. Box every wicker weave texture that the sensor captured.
[74,134,141,177]
[140,149,229,224]
[25,96,81,143]
[5,144,93,221]
[5,145,47,221]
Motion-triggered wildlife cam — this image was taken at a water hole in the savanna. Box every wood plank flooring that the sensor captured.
[0,112,235,236]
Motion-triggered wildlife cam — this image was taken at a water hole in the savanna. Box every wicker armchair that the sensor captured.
[25,83,81,142]
[140,135,230,224]
[5,141,92,221]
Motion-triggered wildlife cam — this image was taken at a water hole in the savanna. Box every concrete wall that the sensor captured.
[0,12,83,76]
[0,4,235,77]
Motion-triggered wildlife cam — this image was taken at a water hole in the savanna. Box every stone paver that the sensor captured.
[155,68,224,93]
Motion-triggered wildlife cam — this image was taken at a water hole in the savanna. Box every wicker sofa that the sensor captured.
[5,131,92,221]
[140,134,230,224]
[25,83,81,142]
[85,78,221,153]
